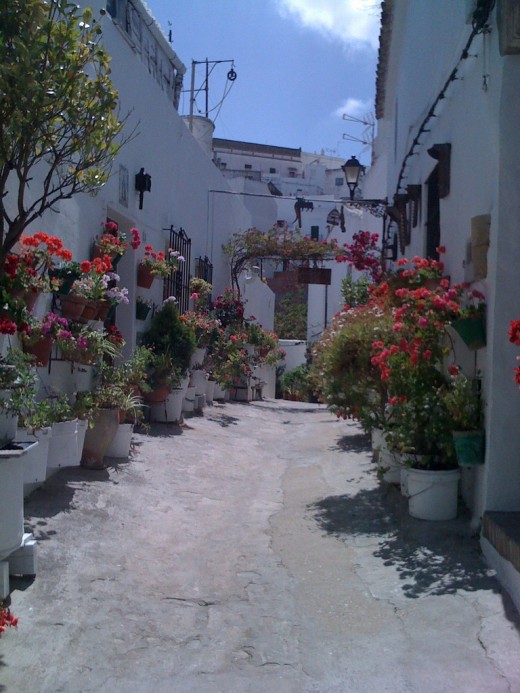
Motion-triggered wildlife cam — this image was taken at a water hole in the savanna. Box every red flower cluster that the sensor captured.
[20,232,73,262]
[130,227,141,250]
[0,605,18,636]
[336,231,383,283]
[0,318,17,335]
[508,319,520,385]
[106,325,124,346]
[80,257,112,275]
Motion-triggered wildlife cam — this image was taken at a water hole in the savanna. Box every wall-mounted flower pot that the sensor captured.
[451,314,486,350]
[137,263,154,289]
[96,299,112,322]
[135,302,151,320]
[297,267,331,285]
[22,334,53,367]
[452,430,485,466]
[81,300,98,322]
[59,293,87,321]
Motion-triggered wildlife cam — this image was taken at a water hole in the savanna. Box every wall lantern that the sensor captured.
[135,168,152,209]
[341,155,365,200]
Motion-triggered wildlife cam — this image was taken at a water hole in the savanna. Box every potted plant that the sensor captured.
[137,245,184,287]
[19,312,70,366]
[279,364,312,401]
[449,286,486,350]
[135,295,153,321]
[45,395,79,475]
[443,367,485,466]
[141,299,195,379]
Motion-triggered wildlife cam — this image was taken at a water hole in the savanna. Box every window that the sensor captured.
[335,177,344,186]
[426,168,440,260]
[244,164,252,170]
[310,226,319,240]
[269,167,276,174]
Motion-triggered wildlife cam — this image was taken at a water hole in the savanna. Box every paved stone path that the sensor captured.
[2,399,520,692]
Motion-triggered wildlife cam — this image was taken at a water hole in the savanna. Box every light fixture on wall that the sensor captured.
[135,168,152,210]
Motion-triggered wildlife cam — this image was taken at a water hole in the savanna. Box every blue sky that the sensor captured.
[144,0,380,163]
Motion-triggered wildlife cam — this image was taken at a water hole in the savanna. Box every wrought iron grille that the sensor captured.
[194,256,213,284]
[164,226,191,313]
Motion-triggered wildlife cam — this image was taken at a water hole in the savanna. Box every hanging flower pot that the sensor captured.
[23,287,41,313]
[81,300,98,322]
[135,301,151,320]
[137,263,155,289]
[22,334,53,367]
[451,313,486,350]
[452,430,485,466]
[96,299,112,322]
[59,294,87,321]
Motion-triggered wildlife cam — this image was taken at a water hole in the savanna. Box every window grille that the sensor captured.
[164,227,192,314]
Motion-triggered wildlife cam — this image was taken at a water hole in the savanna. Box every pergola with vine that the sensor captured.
[223,227,345,295]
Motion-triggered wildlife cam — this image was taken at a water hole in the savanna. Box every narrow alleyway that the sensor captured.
[2,399,520,692]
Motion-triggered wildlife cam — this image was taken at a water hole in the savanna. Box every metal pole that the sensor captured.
[205,58,209,119]
[189,60,196,132]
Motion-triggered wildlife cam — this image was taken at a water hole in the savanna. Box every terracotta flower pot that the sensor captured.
[22,334,53,367]
[81,300,98,322]
[142,383,171,403]
[59,294,87,321]
[137,263,154,289]
[81,408,119,469]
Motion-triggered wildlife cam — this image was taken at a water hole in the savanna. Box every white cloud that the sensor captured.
[333,97,373,118]
[275,0,380,50]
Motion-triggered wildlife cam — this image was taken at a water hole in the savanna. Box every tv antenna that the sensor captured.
[187,59,237,132]
[342,111,375,155]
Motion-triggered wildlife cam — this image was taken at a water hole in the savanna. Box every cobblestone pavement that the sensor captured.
[1,399,520,692]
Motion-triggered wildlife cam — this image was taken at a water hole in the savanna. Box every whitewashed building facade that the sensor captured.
[365,0,520,608]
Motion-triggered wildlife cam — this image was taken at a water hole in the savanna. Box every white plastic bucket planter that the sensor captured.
[378,439,401,484]
[205,379,216,405]
[19,427,52,495]
[47,419,78,476]
[213,383,227,400]
[74,419,89,465]
[190,369,208,396]
[105,423,134,458]
[0,442,37,560]
[182,386,197,413]
[406,467,460,521]
[151,389,185,423]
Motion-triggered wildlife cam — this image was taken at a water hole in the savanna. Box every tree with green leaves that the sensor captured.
[0,0,129,262]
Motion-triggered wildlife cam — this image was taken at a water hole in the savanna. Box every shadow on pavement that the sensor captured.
[330,432,372,453]
[309,484,504,601]
[206,413,240,427]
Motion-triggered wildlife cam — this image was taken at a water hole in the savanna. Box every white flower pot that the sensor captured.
[37,360,76,399]
[18,427,52,495]
[189,369,208,396]
[378,437,402,484]
[74,419,89,465]
[0,442,37,560]
[213,383,226,400]
[105,423,134,458]
[47,419,79,476]
[205,379,216,405]
[150,388,185,423]
[73,363,95,392]
[406,467,460,521]
[182,386,197,413]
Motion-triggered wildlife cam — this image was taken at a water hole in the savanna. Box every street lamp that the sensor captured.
[341,155,365,200]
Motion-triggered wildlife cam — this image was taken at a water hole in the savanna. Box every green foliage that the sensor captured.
[142,301,195,374]
[310,304,393,428]
[274,290,307,340]
[279,364,312,401]
[0,0,128,256]
[443,372,483,431]
[340,274,371,307]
